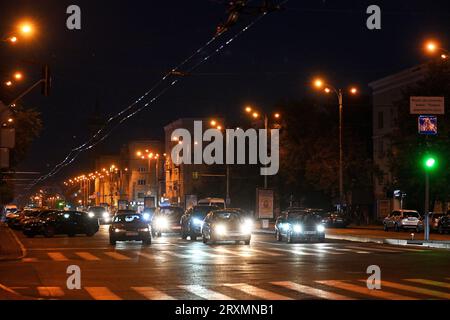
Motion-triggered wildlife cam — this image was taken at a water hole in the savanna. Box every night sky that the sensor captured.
[0,0,449,190]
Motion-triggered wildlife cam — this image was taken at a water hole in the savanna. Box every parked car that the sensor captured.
[180,205,218,240]
[152,206,184,237]
[87,206,112,224]
[109,212,151,245]
[437,212,450,234]
[8,209,42,230]
[383,210,423,232]
[429,212,445,232]
[22,211,99,238]
[201,209,252,245]
[321,211,350,228]
[275,210,326,243]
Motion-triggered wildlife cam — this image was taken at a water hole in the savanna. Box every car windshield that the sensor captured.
[192,206,217,218]
[292,214,323,223]
[158,207,183,217]
[89,207,106,213]
[114,214,142,223]
[213,211,241,222]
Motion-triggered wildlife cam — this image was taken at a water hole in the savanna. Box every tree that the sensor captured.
[0,104,43,205]
[387,61,450,211]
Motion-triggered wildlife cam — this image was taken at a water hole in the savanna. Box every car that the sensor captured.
[321,211,349,228]
[275,210,326,243]
[201,209,253,245]
[428,212,445,232]
[437,212,450,234]
[109,213,152,245]
[22,211,99,238]
[180,205,219,240]
[87,206,112,224]
[152,206,184,237]
[8,209,42,230]
[197,198,226,209]
[383,210,423,232]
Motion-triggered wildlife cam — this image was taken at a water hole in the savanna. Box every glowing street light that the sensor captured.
[14,72,23,80]
[210,120,217,127]
[312,77,359,207]
[19,22,33,36]
[5,81,13,87]
[424,39,449,60]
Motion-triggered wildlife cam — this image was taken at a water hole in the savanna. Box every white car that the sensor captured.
[383,210,423,232]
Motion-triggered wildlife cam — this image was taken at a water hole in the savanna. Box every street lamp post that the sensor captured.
[423,156,437,241]
[313,79,358,208]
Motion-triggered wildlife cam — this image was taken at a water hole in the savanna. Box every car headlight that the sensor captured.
[240,223,252,234]
[192,218,203,226]
[317,224,325,233]
[138,228,149,232]
[281,223,290,231]
[155,217,169,229]
[215,224,227,236]
[102,212,109,219]
[114,228,124,233]
[88,212,95,218]
[293,225,303,233]
[143,213,151,221]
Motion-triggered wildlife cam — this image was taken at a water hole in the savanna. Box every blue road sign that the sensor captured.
[418,116,438,135]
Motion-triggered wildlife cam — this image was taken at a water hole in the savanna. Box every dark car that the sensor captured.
[201,210,252,245]
[152,206,184,237]
[321,211,350,228]
[109,213,151,245]
[275,209,326,243]
[87,206,112,224]
[438,212,450,234]
[180,205,218,240]
[8,209,42,230]
[22,211,99,238]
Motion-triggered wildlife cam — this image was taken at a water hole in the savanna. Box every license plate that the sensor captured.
[126,232,139,236]
[304,231,316,235]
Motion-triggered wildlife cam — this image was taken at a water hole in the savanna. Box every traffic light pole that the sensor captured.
[424,172,430,241]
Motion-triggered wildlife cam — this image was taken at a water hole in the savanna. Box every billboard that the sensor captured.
[410,97,445,115]
[256,188,274,219]
[418,116,438,135]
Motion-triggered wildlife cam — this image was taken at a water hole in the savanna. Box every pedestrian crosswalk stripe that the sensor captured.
[405,279,450,289]
[345,246,398,253]
[132,287,176,300]
[334,248,371,254]
[47,252,69,261]
[297,247,343,255]
[138,252,166,261]
[265,247,319,256]
[224,283,293,300]
[187,250,226,258]
[179,285,235,300]
[85,287,122,300]
[241,248,283,257]
[214,248,250,257]
[37,287,64,297]
[271,281,354,300]
[76,252,100,261]
[377,280,450,299]
[161,250,190,259]
[318,280,417,300]
[22,258,38,263]
[104,252,131,260]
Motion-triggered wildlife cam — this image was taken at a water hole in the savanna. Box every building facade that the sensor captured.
[369,65,427,218]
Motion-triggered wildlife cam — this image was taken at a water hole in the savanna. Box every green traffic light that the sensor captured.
[426,158,436,168]
[423,156,437,171]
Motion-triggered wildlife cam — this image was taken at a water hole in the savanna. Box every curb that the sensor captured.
[254,229,450,249]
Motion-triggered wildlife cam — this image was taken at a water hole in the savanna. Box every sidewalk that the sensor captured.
[253,222,450,249]
[0,224,26,261]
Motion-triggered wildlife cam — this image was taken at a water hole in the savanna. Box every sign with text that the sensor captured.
[256,188,274,219]
[410,96,445,115]
[418,116,438,135]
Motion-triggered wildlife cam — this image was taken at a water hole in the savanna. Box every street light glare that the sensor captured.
[14,72,23,80]
[19,22,33,35]
[314,79,324,88]
[324,88,331,94]
[5,81,13,87]
[425,41,438,53]
[210,120,217,126]
[350,87,358,95]
[245,106,252,113]
[252,112,259,119]
[9,36,18,43]
[274,113,280,119]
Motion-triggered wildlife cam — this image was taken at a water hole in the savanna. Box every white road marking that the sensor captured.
[37,287,64,297]
[47,252,69,261]
[224,283,292,300]
[271,281,354,300]
[179,285,234,300]
[405,279,450,289]
[132,287,175,300]
[376,280,450,299]
[75,252,100,261]
[85,287,122,300]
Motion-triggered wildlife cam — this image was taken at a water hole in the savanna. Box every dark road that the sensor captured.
[1,227,449,300]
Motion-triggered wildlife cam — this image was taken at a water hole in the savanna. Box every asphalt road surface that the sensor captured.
[1,226,450,300]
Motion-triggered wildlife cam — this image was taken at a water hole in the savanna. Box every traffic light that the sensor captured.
[41,64,51,97]
[423,155,438,171]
